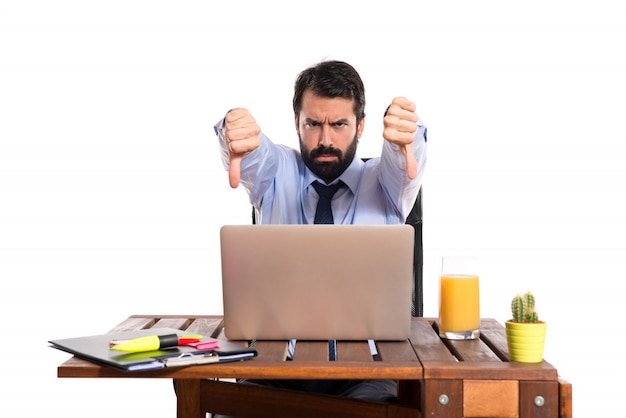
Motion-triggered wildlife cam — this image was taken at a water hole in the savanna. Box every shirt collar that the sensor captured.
[303,156,363,194]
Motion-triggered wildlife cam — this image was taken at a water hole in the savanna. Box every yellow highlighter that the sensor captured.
[109,334,201,353]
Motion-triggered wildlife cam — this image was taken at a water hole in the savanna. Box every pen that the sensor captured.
[109,334,203,352]
[163,352,220,367]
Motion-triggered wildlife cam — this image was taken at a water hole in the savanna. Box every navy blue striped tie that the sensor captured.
[312,181,342,225]
[312,180,342,361]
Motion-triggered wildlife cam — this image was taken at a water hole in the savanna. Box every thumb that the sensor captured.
[401,144,417,180]
[228,153,242,188]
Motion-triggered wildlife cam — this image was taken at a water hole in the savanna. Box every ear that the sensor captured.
[294,114,299,132]
[357,118,365,139]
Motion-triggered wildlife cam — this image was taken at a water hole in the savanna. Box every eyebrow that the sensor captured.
[304,117,350,126]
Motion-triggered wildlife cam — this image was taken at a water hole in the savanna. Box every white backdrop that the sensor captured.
[1,1,625,417]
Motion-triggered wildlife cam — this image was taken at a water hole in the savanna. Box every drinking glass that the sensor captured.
[438,256,480,339]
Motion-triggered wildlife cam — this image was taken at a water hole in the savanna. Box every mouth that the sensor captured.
[314,154,339,163]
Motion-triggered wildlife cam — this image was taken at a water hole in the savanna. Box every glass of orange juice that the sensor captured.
[438,256,480,339]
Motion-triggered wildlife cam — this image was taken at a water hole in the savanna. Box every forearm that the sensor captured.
[380,121,427,218]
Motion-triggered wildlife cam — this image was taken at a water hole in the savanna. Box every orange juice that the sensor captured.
[439,274,480,334]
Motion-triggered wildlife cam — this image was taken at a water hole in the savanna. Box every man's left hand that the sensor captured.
[383,96,419,180]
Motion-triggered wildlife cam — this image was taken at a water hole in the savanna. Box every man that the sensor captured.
[213,60,427,406]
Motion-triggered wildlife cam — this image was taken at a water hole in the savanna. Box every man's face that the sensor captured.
[296,89,364,183]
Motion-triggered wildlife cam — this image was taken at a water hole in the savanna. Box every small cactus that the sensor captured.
[511,291,540,323]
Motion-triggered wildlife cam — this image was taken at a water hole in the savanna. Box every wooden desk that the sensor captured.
[57,315,572,418]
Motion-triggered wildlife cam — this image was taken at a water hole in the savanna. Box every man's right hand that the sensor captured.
[224,108,261,188]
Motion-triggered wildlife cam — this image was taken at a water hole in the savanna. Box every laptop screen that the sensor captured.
[220,224,414,341]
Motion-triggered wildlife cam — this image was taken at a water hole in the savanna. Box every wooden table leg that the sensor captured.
[559,378,573,418]
[421,379,462,418]
[174,379,203,418]
[520,381,558,418]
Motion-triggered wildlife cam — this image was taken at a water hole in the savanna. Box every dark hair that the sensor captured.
[293,60,366,123]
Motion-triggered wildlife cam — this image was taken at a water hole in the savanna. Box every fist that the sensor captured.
[383,97,419,180]
[383,96,418,145]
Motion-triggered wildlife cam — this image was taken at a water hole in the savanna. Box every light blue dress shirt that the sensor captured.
[214,117,427,224]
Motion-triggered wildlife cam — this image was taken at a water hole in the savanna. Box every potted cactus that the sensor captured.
[505,291,547,363]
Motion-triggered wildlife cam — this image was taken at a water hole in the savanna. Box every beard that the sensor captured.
[299,132,358,184]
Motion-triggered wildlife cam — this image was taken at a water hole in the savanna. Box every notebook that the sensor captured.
[220,224,414,341]
[49,328,257,371]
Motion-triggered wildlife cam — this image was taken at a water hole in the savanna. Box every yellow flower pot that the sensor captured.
[505,321,547,363]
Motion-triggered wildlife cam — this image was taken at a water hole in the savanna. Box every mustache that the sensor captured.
[310,146,342,159]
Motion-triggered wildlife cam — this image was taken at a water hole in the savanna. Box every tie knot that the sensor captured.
[312,181,342,199]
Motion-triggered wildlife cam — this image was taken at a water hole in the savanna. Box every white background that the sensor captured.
[1,1,624,417]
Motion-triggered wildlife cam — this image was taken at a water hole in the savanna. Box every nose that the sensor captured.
[319,124,332,147]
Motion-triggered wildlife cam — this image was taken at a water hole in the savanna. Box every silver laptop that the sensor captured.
[220,224,414,341]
